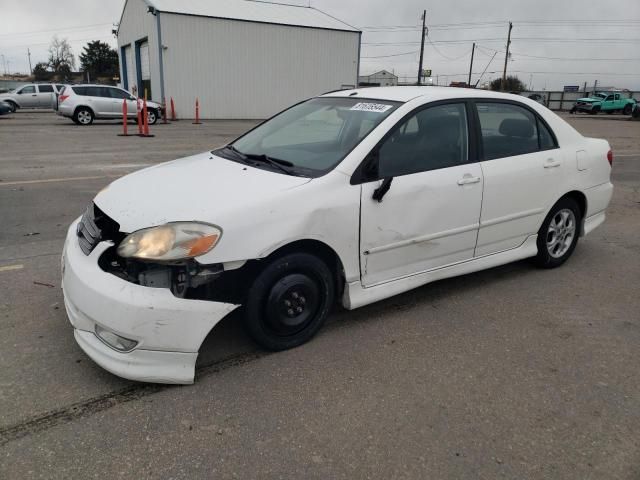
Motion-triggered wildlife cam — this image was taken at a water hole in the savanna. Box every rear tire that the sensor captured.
[244,253,334,351]
[534,197,582,269]
[73,107,94,125]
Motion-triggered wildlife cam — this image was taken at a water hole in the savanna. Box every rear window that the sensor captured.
[56,84,65,92]
[38,85,54,93]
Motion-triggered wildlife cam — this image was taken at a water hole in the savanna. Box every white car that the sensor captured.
[62,87,613,384]
[57,84,163,125]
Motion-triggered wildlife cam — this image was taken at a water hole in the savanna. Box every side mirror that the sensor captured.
[372,177,393,202]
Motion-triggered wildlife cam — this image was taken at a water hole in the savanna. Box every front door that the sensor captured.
[16,85,38,107]
[359,102,483,287]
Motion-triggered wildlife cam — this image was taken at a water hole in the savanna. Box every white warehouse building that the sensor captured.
[116,0,361,119]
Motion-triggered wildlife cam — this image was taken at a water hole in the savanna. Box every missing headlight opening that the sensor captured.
[98,246,252,303]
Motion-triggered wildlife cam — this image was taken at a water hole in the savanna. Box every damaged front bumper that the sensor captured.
[62,218,239,384]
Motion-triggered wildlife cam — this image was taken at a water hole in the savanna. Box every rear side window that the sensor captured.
[537,119,556,150]
[38,85,54,93]
[72,86,87,96]
[477,102,540,160]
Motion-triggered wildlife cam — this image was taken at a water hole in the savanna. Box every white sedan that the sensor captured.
[62,87,613,383]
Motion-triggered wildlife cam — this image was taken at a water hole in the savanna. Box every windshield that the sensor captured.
[224,97,401,176]
[593,93,607,98]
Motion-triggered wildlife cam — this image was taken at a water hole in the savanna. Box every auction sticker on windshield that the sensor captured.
[350,102,394,113]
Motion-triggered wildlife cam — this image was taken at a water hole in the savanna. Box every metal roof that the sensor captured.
[146,0,360,32]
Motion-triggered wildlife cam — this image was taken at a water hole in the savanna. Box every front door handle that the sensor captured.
[544,159,561,168]
[457,175,481,186]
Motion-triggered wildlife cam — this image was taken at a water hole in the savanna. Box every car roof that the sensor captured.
[322,86,529,103]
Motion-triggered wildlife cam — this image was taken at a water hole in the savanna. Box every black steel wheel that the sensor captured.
[244,252,334,351]
[623,104,632,116]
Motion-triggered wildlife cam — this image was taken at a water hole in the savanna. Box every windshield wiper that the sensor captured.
[219,144,248,160]
[243,153,296,176]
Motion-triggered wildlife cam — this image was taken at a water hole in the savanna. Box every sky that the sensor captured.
[0,0,639,90]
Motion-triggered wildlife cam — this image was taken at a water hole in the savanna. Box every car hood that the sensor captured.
[576,97,599,103]
[94,151,312,233]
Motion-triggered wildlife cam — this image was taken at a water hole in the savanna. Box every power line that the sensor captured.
[426,35,470,61]
[362,50,419,59]
[0,23,112,38]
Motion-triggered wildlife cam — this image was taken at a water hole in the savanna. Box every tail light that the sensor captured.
[607,150,613,166]
[59,94,69,103]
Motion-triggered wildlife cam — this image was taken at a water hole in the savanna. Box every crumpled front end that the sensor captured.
[62,217,239,384]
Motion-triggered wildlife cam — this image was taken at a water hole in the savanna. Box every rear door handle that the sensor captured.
[544,159,561,168]
[457,175,481,186]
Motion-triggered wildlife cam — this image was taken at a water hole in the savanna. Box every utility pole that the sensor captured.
[417,9,426,86]
[500,21,513,91]
[27,48,32,75]
[467,42,475,88]
[0,54,6,75]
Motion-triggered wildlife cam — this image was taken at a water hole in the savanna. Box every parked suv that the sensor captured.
[57,84,163,125]
[0,83,65,111]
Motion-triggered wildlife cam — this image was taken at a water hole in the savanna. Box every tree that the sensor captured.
[79,40,119,78]
[32,62,52,81]
[489,75,526,92]
[48,36,75,76]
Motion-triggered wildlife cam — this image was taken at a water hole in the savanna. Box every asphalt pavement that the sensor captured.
[0,110,639,479]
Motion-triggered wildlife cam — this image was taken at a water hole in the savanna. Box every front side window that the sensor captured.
[19,86,35,94]
[38,85,54,93]
[477,102,539,160]
[108,88,130,99]
[227,97,400,176]
[376,103,469,178]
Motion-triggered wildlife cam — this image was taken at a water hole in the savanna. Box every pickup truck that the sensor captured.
[570,92,636,115]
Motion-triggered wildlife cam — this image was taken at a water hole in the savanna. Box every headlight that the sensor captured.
[117,222,222,261]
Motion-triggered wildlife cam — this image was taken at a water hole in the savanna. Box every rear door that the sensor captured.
[85,86,113,117]
[36,84,55,108]
[474,101,565,256]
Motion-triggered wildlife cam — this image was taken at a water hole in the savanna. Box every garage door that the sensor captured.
[139,41,151,98]
[124,46,135,93]
[139,42,150,80]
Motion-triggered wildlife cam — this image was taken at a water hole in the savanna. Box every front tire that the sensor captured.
[73,107,94,125]
[5,101,17,113]
[244,253,334,351]
[623,104,632,115]
[147,109,158,125]
[534,197,582,269]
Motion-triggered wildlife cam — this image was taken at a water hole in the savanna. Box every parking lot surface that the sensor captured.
[1,111,639,479]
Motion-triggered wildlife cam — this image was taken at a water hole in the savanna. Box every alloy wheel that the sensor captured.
[546,208,576,258]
